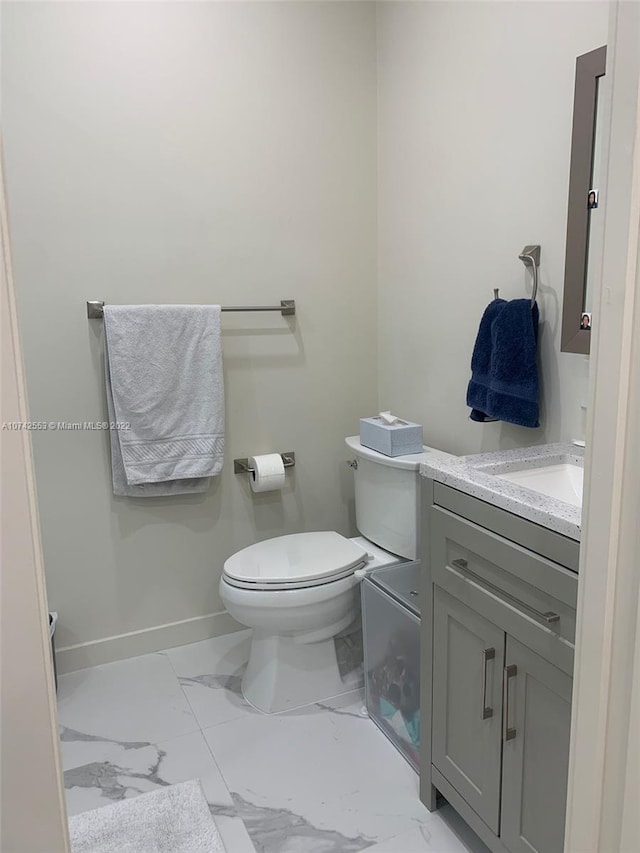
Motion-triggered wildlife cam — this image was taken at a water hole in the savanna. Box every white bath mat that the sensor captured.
[69,779,226,853]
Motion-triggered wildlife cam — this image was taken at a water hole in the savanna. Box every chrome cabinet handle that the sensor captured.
[503,664,517,741]
[450,558,560,625]
[481,648,495,720]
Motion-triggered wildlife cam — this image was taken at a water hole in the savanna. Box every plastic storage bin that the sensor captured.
[361,562,421,771]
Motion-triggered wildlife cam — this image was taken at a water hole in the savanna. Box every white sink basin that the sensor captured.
[496,463,583,507]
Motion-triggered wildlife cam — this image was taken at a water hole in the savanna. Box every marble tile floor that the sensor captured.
[57,630,490,853]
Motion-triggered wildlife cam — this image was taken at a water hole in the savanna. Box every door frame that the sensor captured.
[564,2,640,851]
[0,139,70,852]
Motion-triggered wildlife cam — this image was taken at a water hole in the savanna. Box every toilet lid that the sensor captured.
[223,532,368,589]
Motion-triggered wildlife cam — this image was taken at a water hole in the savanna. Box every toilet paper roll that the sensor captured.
[249,454,286,493]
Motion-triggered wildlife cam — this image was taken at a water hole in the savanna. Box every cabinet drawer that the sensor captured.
[431,507,577,675]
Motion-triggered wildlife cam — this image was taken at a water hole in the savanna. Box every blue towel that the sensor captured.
[467,298,540,428]
[467,298,507,423]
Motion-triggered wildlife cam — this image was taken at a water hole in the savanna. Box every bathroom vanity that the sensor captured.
[420,445,582,853]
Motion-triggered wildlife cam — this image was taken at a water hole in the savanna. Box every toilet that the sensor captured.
[219,435,452,714]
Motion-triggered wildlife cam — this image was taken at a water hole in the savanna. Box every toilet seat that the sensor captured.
[222,531,369,591]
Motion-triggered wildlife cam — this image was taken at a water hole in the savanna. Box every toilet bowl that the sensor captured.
[220,436,454,715]
[219,531,402,714]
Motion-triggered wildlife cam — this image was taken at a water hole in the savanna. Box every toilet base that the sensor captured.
[242,629,359,714]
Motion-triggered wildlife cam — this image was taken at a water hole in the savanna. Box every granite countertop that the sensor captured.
[420,442,583,541]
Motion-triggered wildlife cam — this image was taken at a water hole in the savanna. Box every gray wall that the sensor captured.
[4,1,607,666]
[3,1,378,662]
[376,1,607,455]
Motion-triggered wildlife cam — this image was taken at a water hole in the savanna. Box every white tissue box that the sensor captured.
[359,416,423,457]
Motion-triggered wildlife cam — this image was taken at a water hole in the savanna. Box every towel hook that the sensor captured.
[518,245,541,307]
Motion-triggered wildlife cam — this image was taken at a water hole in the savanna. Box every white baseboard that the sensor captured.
[55,610,245,674]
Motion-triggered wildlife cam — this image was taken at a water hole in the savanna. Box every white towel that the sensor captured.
[104,305,224,496]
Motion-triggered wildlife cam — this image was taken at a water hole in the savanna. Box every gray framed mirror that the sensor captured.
[561,45,607,354]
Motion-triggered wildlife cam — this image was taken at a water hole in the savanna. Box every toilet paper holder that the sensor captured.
[234,452,296,475]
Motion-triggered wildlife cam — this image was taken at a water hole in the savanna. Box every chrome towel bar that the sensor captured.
[87,300,295,319]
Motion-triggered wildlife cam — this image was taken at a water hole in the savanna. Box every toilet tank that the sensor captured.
[345,436,454,561]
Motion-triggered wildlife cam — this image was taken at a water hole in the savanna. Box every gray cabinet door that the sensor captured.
[432,586,505,833]
[500,637,573,853]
